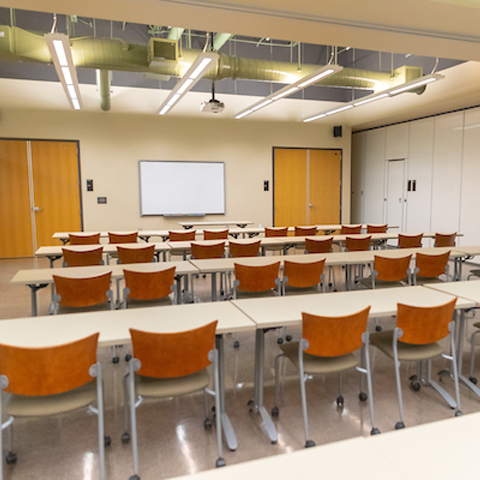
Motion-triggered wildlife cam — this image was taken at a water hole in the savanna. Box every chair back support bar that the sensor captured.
[117,245,155,264]
[130,321,217,378]
[0,333,99,396]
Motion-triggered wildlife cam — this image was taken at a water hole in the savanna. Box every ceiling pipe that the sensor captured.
[213,33,233,51]
[0,25,422,93]
[96,69,111,111]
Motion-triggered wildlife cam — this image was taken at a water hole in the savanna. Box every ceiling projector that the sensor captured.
[201,98,225,114]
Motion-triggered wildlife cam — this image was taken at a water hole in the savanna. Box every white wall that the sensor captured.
[0,108,351,231]
[352,107,480,245]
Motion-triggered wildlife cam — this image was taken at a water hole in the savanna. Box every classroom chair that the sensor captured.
[122,321,225,479]
[117,245,155,264]
[264,227,289,255]
[191,242,226,300]
[366,224,388,234]
[203,229,229,240]
[283,259,326,295]
[232,262,282,299]
[305,236,336,290]
[272,307,379,448]
[229,240,261,258]
[345,235,372,287]
[414,251,450,284]
[108,232,138,244]
[69,233,101,245]
[0,333,107,480]
[294,226,317,236]
[169,230,196,241]
[340,224,363,234]
[434,232,456,247]
[62,246,104,267]
[398,233,423,249]
[122,267,177,308]
[370,298,461,429]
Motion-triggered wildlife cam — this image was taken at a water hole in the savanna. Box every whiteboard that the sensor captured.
[139,161,225,216]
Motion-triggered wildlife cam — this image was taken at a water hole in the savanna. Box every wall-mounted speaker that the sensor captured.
[333,126,342,138]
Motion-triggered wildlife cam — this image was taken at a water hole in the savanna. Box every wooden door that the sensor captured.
[273,149,307,227]
[31,141,81,249]
[309,149,341,224]
[0,140,33,257]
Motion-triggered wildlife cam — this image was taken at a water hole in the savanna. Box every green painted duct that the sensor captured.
[0,25,422,96]
[96,69,111,111]
[213,33,233,51]
[167,28,184,41]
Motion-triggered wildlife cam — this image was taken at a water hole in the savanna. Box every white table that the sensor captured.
[0,302,255,452]
[11,261,198,316]
[231,286,474,443]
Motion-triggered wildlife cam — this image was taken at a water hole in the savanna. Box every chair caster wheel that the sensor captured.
[277,337,284,345]
[370,428,381,435]
[5,452,17,465]
[125,354,132,362]
[204,418,213,429]
[455,410,464,417]
[216,458,226,468]
[328,283,333,288]
[104,436,112,447]
[286,335,292,342]
[359,392,368,402]
[112,356,120,364]
[233,341,240,349]
[129,475,140,480]
[247,399,254,406]
[305,440,316,448]
[336,396,344,406]
[375,325,382,332]
[121,432,131,444]
[469,376,478,384]
[271,406,279,417]
[395,421,405,430]
[410,381,421,392]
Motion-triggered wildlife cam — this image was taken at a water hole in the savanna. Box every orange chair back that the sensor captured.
[284,259,325,288]
[169,230,196,241]
[130,321,217,378]
[0,333,99,396]
[435,233,456,247]
[234,262,280,292]
[203,230,229,240]
[229,240,261,258]
[124,267,176,300]
[117,245,155,264]
[397,298,457,344]
[302,307,370,357]
[367,224,388,234]
[341,225,362,235]
[265,227,288,237]
[62,247,103,267]
[294,226,317,236]
[398,233,423,248]
[374,255,412,282]
[416,251,450,278]
[305,237,333,254]
[108,232,138,244]
[53,272,112,307]
[345,236,371,252]
[69,233,100,245]
[191,242,225,259]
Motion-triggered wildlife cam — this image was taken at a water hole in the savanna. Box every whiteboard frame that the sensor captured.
[138,160,226,216]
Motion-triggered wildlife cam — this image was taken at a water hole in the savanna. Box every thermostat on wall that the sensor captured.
[97,197,107,204]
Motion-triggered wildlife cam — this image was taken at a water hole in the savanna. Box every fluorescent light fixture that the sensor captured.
[45,33,82,110]
[235,64,343,119]
[158,52,219,115]
[303,73,444,123]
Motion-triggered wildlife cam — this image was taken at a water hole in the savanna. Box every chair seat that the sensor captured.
[280,342,359,374]
[55,301,112,315]
[414,276,444,285]
[234,289,278,299]
[473,321,480,329]
[135,368,210,398]
[125,296,173,308]
[370,330,443,361]
[6,380,97,417]
[358,277,406,289]
[284,285,320,296]
[469,269,480,279]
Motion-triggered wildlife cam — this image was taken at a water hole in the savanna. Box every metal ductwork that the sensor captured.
[96,69,111,111]
[0,25,424,109]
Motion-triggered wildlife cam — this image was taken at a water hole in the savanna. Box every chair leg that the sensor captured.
[5,418,16,466]
[96,365,106,480]
[469,330,480,383]
[128,364,140,479]
[450,333,463,416]
[336,375,344,406]
[111,345,119,364]
[272,353,284,418]
[213,350,225,467]
[299,372,315,448]
[122,373,131,444]
[363,344,379,434]
[393,356,405,429]
[425,359,457,409]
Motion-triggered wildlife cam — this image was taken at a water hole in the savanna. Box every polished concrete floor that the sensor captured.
[1,255,480,479]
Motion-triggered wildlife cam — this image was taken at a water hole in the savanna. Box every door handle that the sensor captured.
[33,206,42,212]
[309,204,313,208]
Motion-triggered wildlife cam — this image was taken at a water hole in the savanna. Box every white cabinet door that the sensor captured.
[431,113,463,234]
[460,108,480,246]
[386,123,409,160]
[364,129,386,224]
[385,159,406,229]
[405,118,434,234]
[351,132,366,223]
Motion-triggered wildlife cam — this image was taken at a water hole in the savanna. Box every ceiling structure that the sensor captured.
[0,0,479,130]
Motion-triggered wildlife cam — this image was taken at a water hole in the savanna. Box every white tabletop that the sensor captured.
[189,257,281,274]
[423,279,480,305]
[232,286,474,328]
[0,302,256,348]
[454,245,480,256]
[178,221,254,227]
[11,261,197,285]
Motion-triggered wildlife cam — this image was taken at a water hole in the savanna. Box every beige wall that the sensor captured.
[0,108,351,231]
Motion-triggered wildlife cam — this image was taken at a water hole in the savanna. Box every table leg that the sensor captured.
[253,329,278,444]
[211,273,217,302]
[175,275,182,304]
[48,255,62,268]
[215,335,238,451]
[456,310,480,397]
[138,235,150,243]
[28,284,48,316]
